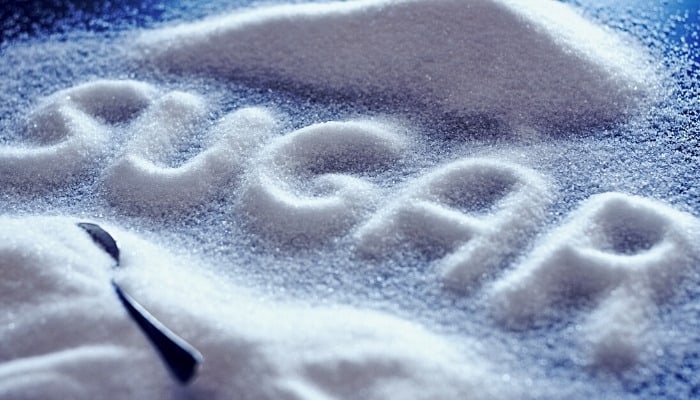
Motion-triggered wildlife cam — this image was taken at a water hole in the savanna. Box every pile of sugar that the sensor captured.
[1,0,698,399]
[136,0,656,133]
[0,217,518,400]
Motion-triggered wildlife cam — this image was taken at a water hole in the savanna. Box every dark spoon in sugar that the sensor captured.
[77,222,203,384]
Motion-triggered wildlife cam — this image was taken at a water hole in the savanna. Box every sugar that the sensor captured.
[136,0,657,133]
[0,0,696,399]
[0,216,519,399]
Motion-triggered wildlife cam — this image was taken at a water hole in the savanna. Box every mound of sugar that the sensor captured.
[0,216,519,399]
[489,193,700,371]
[0,218,160,399]
[136,0,655,132]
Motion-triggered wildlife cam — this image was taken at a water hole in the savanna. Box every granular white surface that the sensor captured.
[0,0,698,399]
[137,0,655,133]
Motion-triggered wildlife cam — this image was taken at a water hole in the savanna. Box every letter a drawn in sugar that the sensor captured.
[489,192,700,371]
[353,158,552,291]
